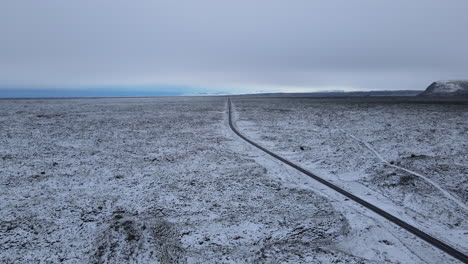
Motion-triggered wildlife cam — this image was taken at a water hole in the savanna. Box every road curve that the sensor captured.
[227,97,468,263]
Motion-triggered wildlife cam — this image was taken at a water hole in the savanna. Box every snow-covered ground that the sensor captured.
[0,97,463,263]
[233,97,468,255]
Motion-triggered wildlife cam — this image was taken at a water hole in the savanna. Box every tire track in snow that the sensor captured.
[341,129,468,212]
[227,97,468,263]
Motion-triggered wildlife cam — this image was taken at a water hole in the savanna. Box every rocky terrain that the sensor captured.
[0,97,463,263]
[233,97,468,253]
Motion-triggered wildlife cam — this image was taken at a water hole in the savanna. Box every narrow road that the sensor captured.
[227,97,468,263]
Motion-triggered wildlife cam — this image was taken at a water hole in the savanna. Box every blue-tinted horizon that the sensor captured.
[0,89,180,98]
[0,84,371,98]
[0,85,234,98]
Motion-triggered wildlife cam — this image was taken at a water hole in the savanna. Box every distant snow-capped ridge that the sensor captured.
[419,80,468,97]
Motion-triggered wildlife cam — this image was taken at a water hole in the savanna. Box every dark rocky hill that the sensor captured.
[419,80,468,97]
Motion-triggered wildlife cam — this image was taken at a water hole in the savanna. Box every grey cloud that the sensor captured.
[1,0,467,91]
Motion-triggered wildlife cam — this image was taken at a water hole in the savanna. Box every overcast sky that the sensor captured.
[1,0,468,94]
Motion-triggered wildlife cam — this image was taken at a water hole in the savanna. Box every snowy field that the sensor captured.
[0,97,465,263]
[233,97,468,255]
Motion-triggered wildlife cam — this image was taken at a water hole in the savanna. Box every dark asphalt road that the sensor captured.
[227,97,468,263]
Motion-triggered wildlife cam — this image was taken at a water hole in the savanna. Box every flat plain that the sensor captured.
[233,97,468,253]
[0,96,466,263]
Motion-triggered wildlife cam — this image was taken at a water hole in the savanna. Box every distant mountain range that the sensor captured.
[2,80,467,98]
[236,80,468,98]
